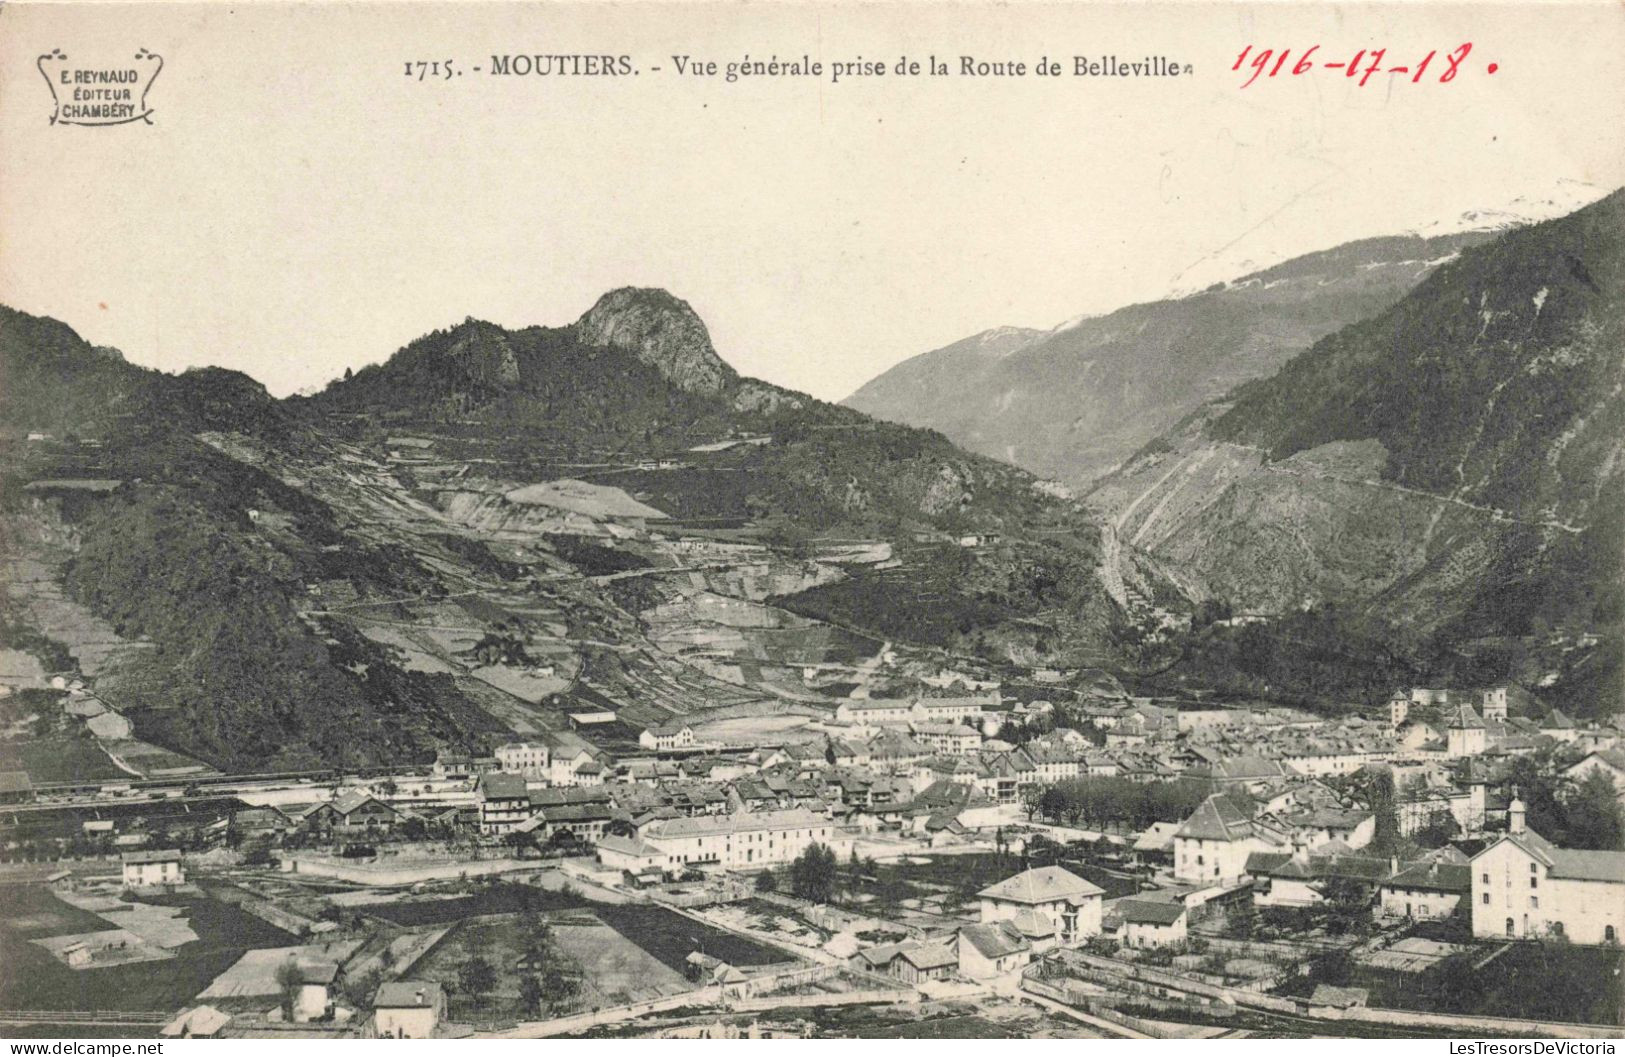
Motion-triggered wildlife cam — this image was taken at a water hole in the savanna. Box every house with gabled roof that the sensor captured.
[476,771,532,835]
[954,920,1031,980]
[1564,748,1625,805]
[1445,703,1486,758]
[1174,793,1288,884]
[1117,898,1188,948]
[1378,853,1470,921]
[1469,798,1625,944]
[977,865,1103,943]
[851,940,958,983]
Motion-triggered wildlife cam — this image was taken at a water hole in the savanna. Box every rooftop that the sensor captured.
[374,981,444,1009]
[978,865,1103,905]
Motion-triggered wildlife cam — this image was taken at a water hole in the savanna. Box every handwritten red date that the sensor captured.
[1232,43,1491,88]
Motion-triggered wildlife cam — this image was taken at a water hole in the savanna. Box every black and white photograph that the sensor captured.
[0,0,1622,1044]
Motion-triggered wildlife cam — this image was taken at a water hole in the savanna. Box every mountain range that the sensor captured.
[2,188,1619,776]
[843,187,1610,491]
[1089,189,1623,638]
[0,289,1136,773]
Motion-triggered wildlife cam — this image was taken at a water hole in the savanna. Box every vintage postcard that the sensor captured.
[0,0,1622,1045]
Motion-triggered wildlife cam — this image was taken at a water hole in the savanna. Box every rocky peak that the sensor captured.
[438,317,521,387]
[574,288,738,395]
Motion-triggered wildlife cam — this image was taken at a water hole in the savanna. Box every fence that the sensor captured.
[1022,974,1222,1039]
[1041,951,1624,1039]
[481,986,725,1038]
[281,855,544,886]
[0,1010,173,1026]
[723,988,917,1013]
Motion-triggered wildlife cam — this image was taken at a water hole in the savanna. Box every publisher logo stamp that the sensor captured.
[37,47,163,126]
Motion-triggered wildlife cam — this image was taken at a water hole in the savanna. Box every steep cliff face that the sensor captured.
[843,231,1496,487]
[574,287,739,394]
[1089,190,1625,638]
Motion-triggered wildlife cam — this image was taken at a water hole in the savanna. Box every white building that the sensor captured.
[955,921,1031,980]
[639,808,835,869]
[909,721,982,755]
[1117,898,1189,948]
[834,699,914,726]
[121,849,184,888]
[1468,800,1625,945]
[293,962,337,1022]
[639,723,695,751]
[373,981,444,1039]
[1173,794,1288,883]
[977,866,1103,944]
[1445,704,1486,758]
[494,741,550,778]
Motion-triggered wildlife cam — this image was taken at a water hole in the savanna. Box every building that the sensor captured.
[912,694,996,724]
[639,723,696,752]
[301,791,402,835]
[0,770,35,805]
[977,865,1103,943]
[526,801,616,843]
[1117,899,1189,948]
[639,808,834,869]
[1132,821,1178,866]
[851,941,958,984]
[834,699,914,726]
[1468,800,1625,944]
[909,721,982,755]
[1173,794,1287,883]
[595,833,666,874]
[955,921,1031,979]
[1445,704,1487,758]
[373,981,444,1039]
[476,772,532,835]
[1388,693,1410,729]
[121,849,184,888]
[1564,750,1625,804]
[494,741,550,778]
[1378,858,1470,921]
[293,962,338,1022]
[1278,806,1376,852]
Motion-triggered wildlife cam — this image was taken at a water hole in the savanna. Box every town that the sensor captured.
[2,675,1621,1039]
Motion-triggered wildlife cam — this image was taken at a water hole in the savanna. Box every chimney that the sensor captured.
[1509,789,1526,835]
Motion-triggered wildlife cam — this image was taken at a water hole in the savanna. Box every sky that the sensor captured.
[1,1,1622,403]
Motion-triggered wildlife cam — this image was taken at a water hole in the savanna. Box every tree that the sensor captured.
[755,870,778,893]
[1226,894,1257,940]
[1565,771,1624,850]
[1039,785,1068,824]
[274,958,303,1018]
[457,955,497,1008]
[1321,877,1373,937]
[517,974,544,1017]
[1020,784,1045,821]
[1084,935,1120,957]
[942,874,979,912]
[539,965,580,1014]
[1358,768,1401,857]
[342,967,383,1009]
[789,843,838,903]
[1413,809,1460,850]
